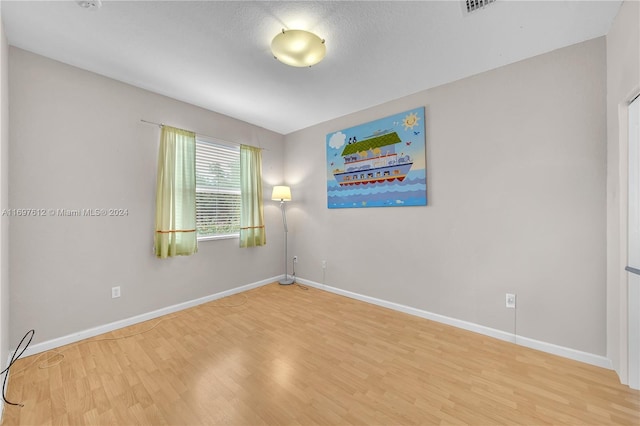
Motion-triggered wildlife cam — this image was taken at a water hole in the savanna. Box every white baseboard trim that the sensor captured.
[296,277,613,370]
[19,276,279,358]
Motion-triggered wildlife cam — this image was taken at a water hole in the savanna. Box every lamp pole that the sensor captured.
[279,200,293,285]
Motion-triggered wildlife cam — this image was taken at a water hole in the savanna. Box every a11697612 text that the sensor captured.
[1,208,129,217]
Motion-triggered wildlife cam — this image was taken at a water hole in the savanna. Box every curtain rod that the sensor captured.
[140,119,265,150]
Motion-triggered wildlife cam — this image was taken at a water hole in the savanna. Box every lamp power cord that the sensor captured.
[1,329,35,407]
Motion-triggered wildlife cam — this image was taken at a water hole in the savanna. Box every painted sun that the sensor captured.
[402,112,420,131]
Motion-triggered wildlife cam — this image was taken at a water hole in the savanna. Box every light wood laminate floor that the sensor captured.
[2,283,639,425]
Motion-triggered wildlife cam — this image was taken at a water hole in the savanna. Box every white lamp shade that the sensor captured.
[272,186,292,201]
[271,29,326,67]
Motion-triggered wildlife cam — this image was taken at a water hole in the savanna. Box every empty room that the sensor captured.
[0,0,639,424]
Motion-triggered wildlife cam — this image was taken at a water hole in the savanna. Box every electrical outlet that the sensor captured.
[322,260,327,269]
[293,256,298,263]
[506,293,516,308]
[112,286,121,299]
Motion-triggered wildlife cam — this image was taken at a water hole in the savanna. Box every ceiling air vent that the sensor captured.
[77,0,102,10]
[465,0,496,14]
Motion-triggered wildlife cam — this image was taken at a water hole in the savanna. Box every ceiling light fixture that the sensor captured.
[271,29,326,67]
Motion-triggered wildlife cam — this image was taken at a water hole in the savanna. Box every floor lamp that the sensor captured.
[272,185,294,285]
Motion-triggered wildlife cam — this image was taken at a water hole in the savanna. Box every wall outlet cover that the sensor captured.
[506,293,516,308]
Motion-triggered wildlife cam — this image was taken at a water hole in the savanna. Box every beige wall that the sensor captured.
[8,48,286,345]
[0,4,9,371]
[285,38,607,355]
[606,0,640,384]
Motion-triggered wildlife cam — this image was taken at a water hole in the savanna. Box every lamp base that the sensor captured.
[278,278,294,285]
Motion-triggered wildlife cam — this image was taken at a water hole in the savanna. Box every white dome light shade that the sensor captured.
[271,29,326,67]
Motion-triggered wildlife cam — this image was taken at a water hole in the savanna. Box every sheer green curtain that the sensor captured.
[239,144,266,247]
[154,126,198,258]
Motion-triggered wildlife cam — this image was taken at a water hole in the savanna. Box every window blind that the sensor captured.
[195,139,241,239]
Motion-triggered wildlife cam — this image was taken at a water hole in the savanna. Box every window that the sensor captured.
[195,138,241,240]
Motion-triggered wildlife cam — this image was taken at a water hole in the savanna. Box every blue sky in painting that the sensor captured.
[326,107,426,178]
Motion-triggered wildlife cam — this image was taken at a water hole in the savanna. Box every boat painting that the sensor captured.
[326,107,427,209]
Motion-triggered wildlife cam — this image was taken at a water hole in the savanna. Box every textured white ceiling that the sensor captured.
[1,0,622,134]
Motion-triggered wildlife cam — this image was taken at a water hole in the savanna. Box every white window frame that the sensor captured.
[195,137,241,241]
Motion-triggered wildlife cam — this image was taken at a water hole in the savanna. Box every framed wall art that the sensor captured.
[326,107,427,209]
